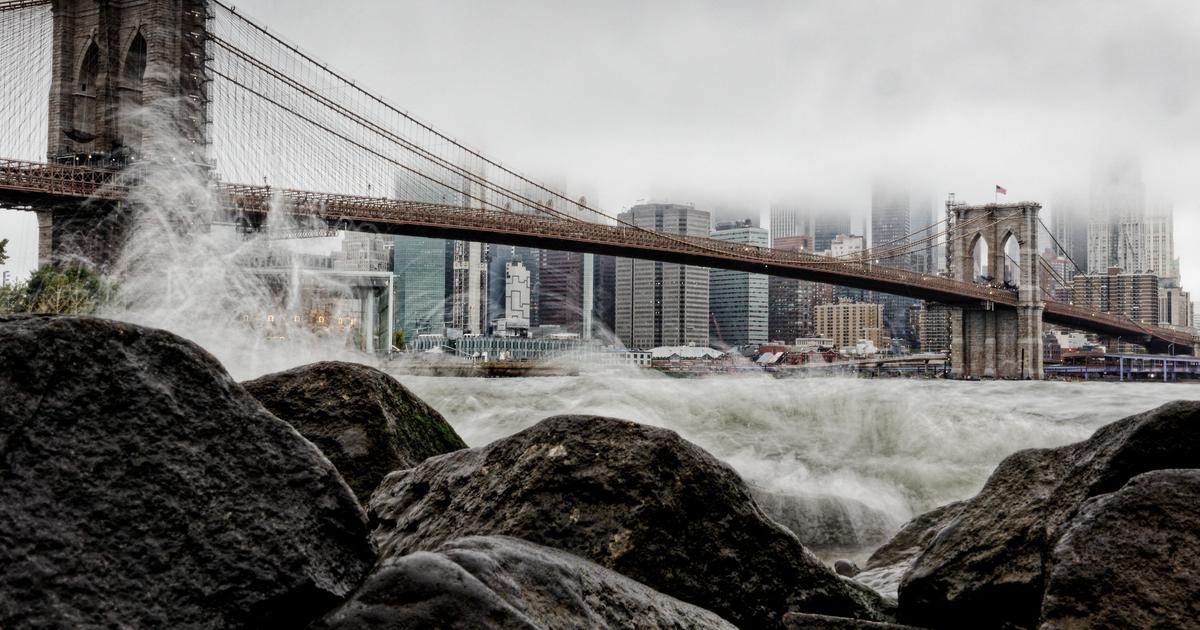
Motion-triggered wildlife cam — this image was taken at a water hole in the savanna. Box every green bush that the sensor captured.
[0,264,115,315]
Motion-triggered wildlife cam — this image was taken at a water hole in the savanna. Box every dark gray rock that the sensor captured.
[834,560,861,578]
[898,400,1200,629]
[0,315,376,629]
[1040,469,1200,630]
[783,613,924,629]
[753,489,900,551]
[864,502,967,572]
[370,415,891,629]
[242,360,466,503]
[312,535,737,630]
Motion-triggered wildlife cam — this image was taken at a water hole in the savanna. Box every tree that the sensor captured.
[0,264,115,315]
[0,238,8,266]
[393,329,407,351]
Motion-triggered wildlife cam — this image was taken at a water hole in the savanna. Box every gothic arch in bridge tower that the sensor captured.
[968,232,987,282]
[71,39,100,143]
[118,30,147,151]
[1000,230,1021,287]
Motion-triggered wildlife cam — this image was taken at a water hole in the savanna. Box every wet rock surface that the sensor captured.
[782,613,925,629]
[370,414,891,629]
[312,535,737,630]
[753,489,900,552]
[0,315,376,629]
[897,400,1200,629]
[242,360,467,502]
[1039,469,1200,630]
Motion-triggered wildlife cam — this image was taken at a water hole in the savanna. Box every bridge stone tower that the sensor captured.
[38,0,209,268]
[947,202,1044,379]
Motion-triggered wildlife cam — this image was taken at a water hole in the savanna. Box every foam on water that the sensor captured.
[394,369,1197,526]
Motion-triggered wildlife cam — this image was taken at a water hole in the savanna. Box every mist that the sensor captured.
[215,0,1200,288]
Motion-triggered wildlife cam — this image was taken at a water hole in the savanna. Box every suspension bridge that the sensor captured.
[0,0,1194,377]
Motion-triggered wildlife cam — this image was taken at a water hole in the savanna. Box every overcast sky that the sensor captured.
[220,0,1199,287]
[2,0,1198,291]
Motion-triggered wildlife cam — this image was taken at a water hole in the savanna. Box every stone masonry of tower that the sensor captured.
[947,203,1044,379]
[39,0,209,269]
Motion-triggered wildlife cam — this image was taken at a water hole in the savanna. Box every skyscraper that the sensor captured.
[768,235,836,343]
[871,179,919,341]
[769,200,851,253]
[709,220,769,348]
[1049,194,1089,277]
[615,203,710,349]
[392,235,446,341]
[538,249,586,334]
[1143,201,1179,283]
[1087,157,1146,274]
[504,259,531,320]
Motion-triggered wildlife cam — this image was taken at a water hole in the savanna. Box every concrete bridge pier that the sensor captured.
[36,201,129,270]
[947,202,1044,380]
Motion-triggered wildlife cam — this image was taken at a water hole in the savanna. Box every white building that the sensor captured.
[826,233,866,259]
[505,259,531,320]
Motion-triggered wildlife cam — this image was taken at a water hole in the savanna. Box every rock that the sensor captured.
[370,415,891,629]
[1039,469,1200,630]
[834,560,861,578]
[242,361,466,502]
[782,613,924,629]
[0,315,376,629]
[753,489,900,551]
[898,400,1200,629]
[853,501,968,599]
[863,501,967,571]
[312,535,737,630]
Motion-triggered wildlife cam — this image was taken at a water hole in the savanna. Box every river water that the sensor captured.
[395,369,1197,532]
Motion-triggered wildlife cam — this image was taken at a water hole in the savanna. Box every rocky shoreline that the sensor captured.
[1,314,1196,629]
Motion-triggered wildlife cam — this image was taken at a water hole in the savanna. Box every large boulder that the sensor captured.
[0,315,376,629]
[242,361,466,502]
[753,489,900,551]
[370,414,890,629]
[898,400,1200,629]
[312,535,737,629]
[853,501,966,600]
[1039,469,1200,630]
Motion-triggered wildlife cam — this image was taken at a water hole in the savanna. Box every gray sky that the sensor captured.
[221,0,1199,289]
[2,0,1198,292]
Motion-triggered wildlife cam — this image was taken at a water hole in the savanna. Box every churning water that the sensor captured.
[395,370,1197,533]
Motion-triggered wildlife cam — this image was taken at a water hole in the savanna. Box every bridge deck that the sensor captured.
[0,158,1194,351]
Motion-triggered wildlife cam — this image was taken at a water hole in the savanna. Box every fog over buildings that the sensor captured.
[1,1,1197,295]
[211,0,1200,291]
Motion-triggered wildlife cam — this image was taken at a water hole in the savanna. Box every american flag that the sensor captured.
[995,185,1007,195]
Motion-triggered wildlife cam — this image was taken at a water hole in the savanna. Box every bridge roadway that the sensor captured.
[1,158,1195,352]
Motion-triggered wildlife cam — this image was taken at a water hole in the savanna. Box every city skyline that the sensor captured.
[213,0,1200,292]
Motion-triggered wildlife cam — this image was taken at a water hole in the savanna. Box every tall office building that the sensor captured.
[590,254,617,339]
[392,235,446,341]
[538,249,586,334]
[615,203,710,349]
[1087,157,1146,274]
[1143,201,1179,283]
[871,179,919,341]
[709,220,769,348]
[450,240,489,334]
[1049,194,1089,278]
[504,259,532,320]
[489,245,540,327]
[910,195,936,273]
[768,235,836,343]
[770,200,852,253]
